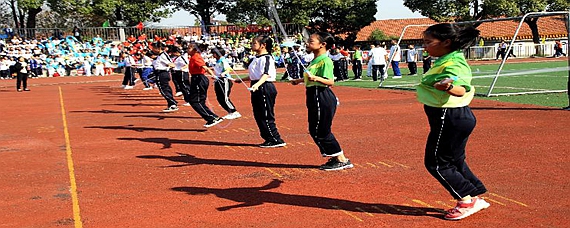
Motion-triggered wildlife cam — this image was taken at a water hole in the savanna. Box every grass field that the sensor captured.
[292,60,569,108]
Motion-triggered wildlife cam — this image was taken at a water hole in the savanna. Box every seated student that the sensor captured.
[0,56,11,79]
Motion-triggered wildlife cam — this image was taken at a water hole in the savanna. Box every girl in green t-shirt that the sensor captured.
[290,32,353,171]
[419,23,489,220]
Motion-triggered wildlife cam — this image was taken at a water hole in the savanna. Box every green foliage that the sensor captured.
[170,0,229,29]
[367,29,396,41]
[46,0,170,27]
[225,0,376,44]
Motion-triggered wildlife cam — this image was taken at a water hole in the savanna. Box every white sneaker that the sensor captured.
[142,87,153,91]
[162,105,179,113]
[445,197,491,220]
[223,112,241,120]
[124,85,134,90]
[175,92,183,97]
[392,76,402,79]
[182,102,191,107]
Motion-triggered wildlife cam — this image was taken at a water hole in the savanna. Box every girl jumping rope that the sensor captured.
[290,32,353,171]
[418,23,490,220]
[237,35,286,148]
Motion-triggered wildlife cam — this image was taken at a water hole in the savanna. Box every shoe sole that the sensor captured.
[320,163,354,171]
[445,200,490,220]
[162,109,178,113]
[259,143,287,148]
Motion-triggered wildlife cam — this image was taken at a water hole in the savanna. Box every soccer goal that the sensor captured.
[378,11,570,97]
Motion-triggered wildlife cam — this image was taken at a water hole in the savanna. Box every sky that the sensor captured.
[156,0,424,26]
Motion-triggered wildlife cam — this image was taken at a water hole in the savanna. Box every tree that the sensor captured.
[224,0,377,45]
[47,0,171,27]
[309,0,377,44]
[169,0,230,33]
[403,0,570,44]
[6,0,43,29]
[367,29,395,42]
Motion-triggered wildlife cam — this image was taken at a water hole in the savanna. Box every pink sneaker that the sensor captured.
[445,197,490,220]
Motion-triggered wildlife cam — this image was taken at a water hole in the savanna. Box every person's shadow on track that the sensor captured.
[120,137,259,149]
[86,126,207,132]
[137,153,318,169]
[171,179,444,218]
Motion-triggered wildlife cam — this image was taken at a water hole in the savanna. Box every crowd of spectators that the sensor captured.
[0,29,312,80]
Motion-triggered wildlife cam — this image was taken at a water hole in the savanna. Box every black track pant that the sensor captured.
[122,66,135,86]
[407,62,417,75]
[306,86,342,157]
[171,70,183,93]
[16,72,28,90]
[189,74,218,122]
[371,64,386,81]
[423,105,487,199]
[352,59,362,79]
[250,81,283,143]
[172,70,191,103]
[214,78,237,113]
[156,70,177,107]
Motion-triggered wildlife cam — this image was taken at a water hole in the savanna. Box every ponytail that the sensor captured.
[424,23,480,51]
[254,35,274,53]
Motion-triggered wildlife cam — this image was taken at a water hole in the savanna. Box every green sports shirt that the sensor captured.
[304,53,334,87]
[353,50,362,60]
[416,50,474,108]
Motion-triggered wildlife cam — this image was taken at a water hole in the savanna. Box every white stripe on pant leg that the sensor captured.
[223,79,235,110]
[434,108,462,199]
[262,92,277,141]
[156,73,177,105]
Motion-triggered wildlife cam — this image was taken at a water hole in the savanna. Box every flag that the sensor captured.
[136,22,144,31]
[102,20,110,28]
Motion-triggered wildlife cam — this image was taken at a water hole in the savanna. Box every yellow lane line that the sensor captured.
[389,160,409,168]
[332,206,363,222]
[264,168,282,178]
[489,193,528,207]
[377,161,393,168]
[59,87,83,228]
[366,162,378,168]
[355,207,374,217]
[484,197,506,206]
[412,199,446,213]
[371,206,390,214]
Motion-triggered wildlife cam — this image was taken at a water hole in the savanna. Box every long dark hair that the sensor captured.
[424,23,480,51]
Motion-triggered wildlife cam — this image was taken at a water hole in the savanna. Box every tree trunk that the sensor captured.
[524,18,542,56]
[25,7,42,38]
[525,18,540,44]
[18,9,25,29]
[9,0,19,28]
[199,10,212,34]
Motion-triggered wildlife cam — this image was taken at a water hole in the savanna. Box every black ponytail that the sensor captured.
[313,32,335,50]
[424,23,480,51]
[254,35,273,53]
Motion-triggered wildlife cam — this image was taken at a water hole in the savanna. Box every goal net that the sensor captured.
[378,11,570,97]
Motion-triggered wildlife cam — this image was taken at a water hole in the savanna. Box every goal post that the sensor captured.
[377,11,570,98]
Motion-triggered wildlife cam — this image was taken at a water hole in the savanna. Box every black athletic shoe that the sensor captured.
[563,106,570,111]
[204,117,223,128]
[319,158,354,171]
[259,140,286,148]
